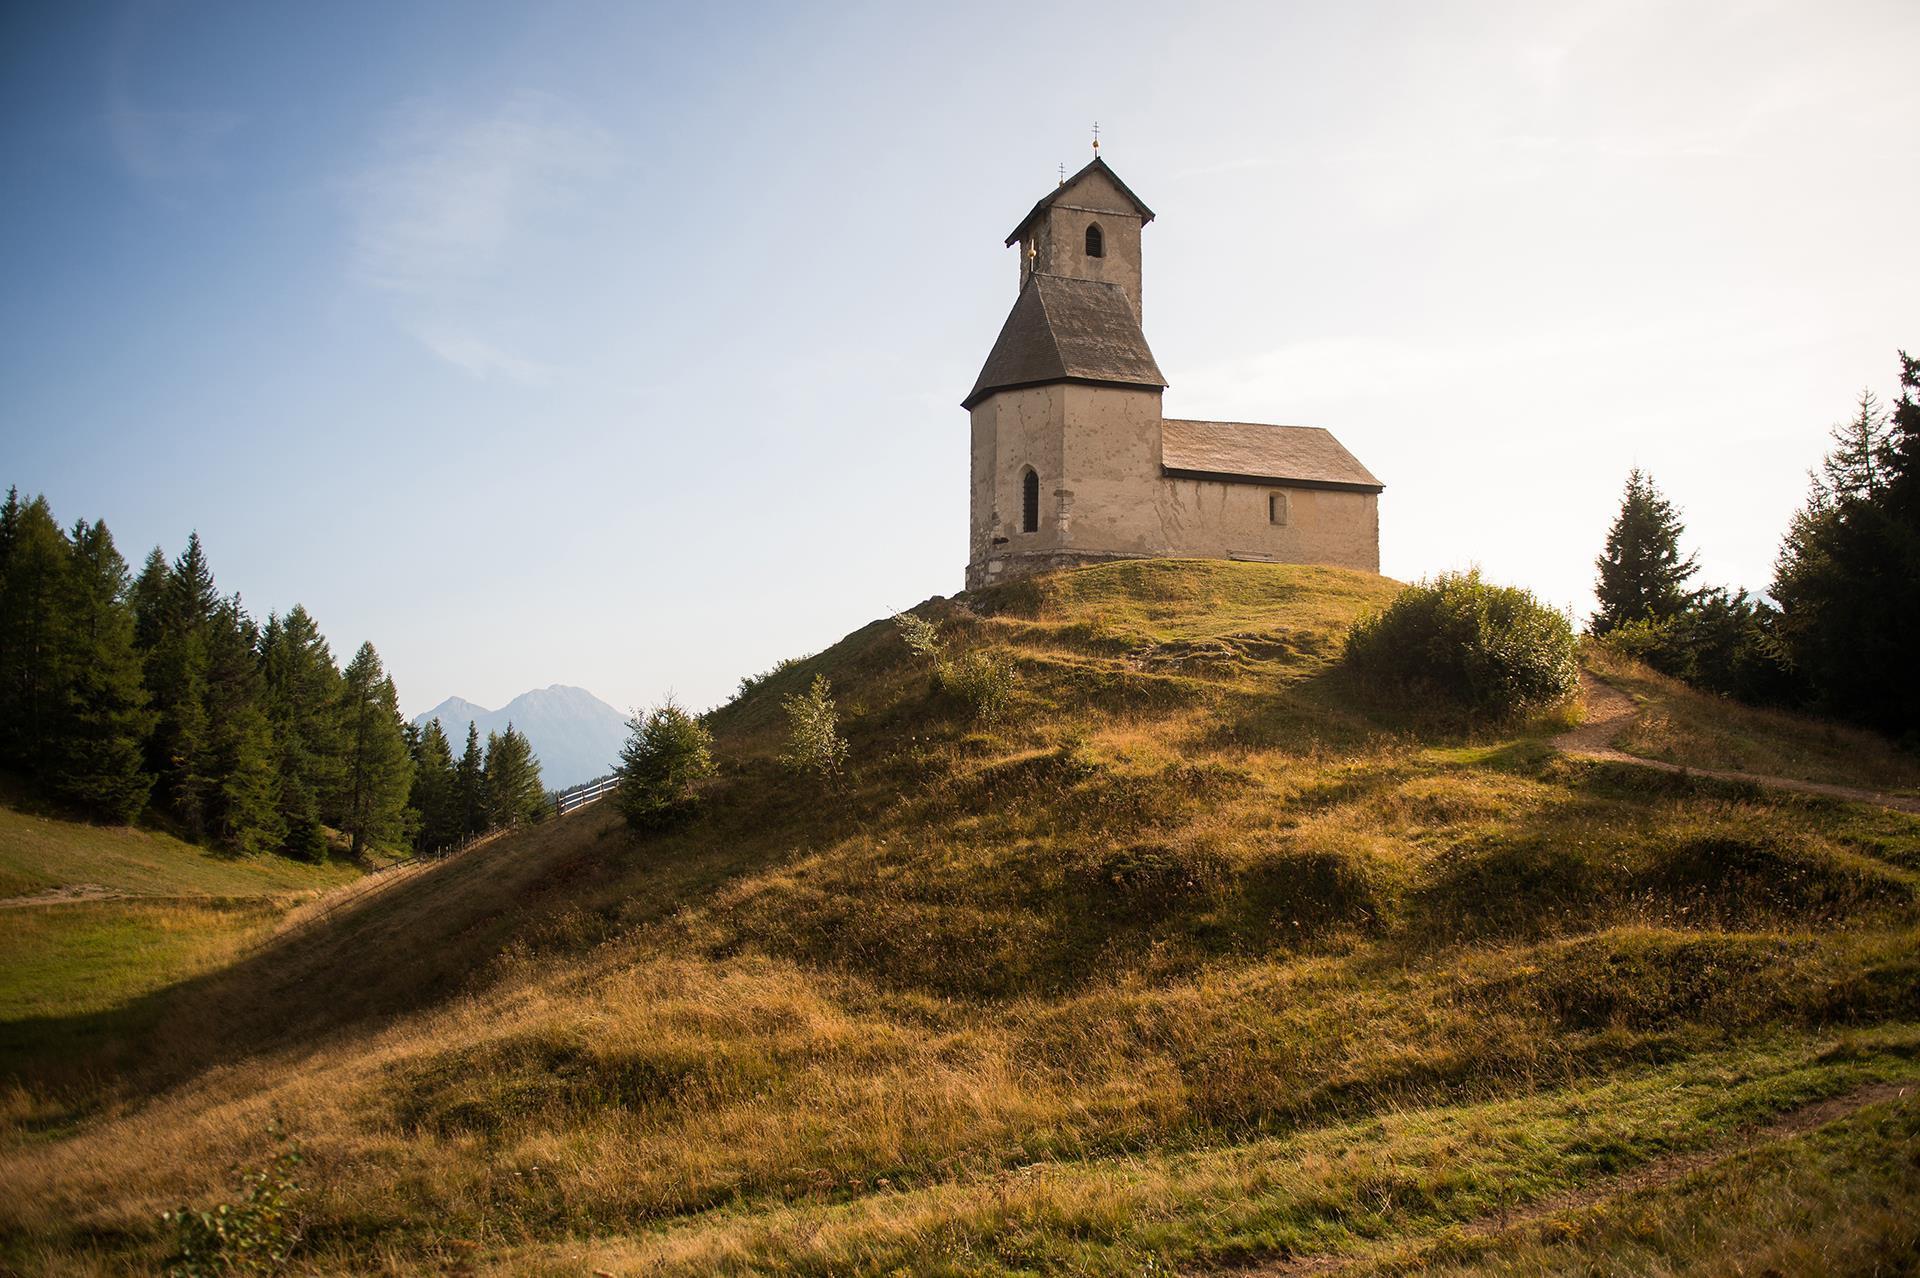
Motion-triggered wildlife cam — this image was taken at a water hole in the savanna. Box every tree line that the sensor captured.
[0,488,543,859]
[1592,351,1920,735]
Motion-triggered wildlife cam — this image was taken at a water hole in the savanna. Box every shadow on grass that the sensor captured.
[0,768,871,1112]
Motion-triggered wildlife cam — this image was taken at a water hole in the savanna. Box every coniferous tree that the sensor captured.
[129,546,170,652]
[483,724,545,829]
[203,595,283,853]
[406,718,459,852]
[49,520,154,820]
[614,699,715,831]
[1592,469,1698,635]
[1818,389,1894,501]
[142,534,220,837]
[0,495,72,775]
[454,721,487,839]
[260,605,343,860]
[335,642,413,857]
[1772,354,1920,730]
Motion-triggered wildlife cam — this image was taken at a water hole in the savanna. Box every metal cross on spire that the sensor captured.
[1057,161,1066,185]
[1091,120,1100,154]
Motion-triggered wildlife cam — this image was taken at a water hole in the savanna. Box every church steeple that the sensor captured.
[1005,156,1154,320]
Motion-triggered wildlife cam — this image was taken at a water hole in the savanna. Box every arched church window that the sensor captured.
[1022,468,1040,533]
[1084,224,1104,258]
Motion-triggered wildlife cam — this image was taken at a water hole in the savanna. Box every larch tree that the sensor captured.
[335,642,413,857]
[1592,469,1698,635]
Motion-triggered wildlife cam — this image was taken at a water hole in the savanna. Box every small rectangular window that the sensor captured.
[1268,492,1289,526]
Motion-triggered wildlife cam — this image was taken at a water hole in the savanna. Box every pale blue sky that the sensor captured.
[4,1,1916,716]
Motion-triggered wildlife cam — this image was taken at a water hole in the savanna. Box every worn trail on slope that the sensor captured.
[1552,675,1920,815]
[1236,1079,1916,1276]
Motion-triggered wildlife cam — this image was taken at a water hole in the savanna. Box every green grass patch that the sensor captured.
[0,803,362,900]
[0,899,279,1022]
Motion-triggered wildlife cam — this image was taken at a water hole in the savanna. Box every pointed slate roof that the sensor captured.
[1005,156,1156,246]
[963,274,1168,409]
[1161,419,1384,492]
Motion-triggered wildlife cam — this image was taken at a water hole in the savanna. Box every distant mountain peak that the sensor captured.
[414,685,628,789]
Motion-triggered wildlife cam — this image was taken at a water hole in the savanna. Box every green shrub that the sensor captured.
[937,648,1017,723]
[780,675,850,777]
[1598,589,1794,704]
[1342,570,1577,718]
[162,1129,303,1276]
[892,610,947,662]
[614,699,716,832]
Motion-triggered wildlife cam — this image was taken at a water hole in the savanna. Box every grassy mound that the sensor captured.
[2,559,1917,1277]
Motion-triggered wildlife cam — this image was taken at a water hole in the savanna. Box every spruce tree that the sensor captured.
[1818,389,1894,501]
[203,595,283,854]
[454,721,487,839]
[483,724,545,828]
[1592,469,1698,635]
[335,642,413,857]
[0,495,72,775]
[260,605,343,860]
[1773,353,1920,730]
[615,699,715,831]
[129,547,170,652]
[49,520,154,820]
[136,534,228,837]
[406,718,459,852]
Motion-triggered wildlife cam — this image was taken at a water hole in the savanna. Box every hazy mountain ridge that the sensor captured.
[415,685,627,789]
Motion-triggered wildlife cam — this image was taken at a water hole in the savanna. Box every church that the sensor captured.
[965,154,1383,590]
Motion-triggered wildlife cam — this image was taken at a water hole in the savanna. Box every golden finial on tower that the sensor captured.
[1091,120,1100,155]
[1057,161,1066,186]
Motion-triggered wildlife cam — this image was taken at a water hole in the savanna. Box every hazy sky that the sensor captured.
[3,1,1915,717]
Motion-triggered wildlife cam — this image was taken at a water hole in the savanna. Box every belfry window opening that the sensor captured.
[1022,468,1040,533]
[1084,224,1104,258]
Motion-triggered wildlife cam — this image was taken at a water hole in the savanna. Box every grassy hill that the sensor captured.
[0,802,369,1058]
[1,560,1916,1275]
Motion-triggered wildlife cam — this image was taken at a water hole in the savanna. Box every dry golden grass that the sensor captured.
[3,561,1918,1275]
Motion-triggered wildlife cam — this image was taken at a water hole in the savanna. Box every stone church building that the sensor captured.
[965,156,1383,590]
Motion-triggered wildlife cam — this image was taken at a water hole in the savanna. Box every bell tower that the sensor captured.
[1006,154,1155,320]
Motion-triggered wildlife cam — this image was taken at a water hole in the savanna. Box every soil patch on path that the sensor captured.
[1554,675,1920,815]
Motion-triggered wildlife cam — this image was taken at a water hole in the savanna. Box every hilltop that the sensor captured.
[2,559,1917,1276]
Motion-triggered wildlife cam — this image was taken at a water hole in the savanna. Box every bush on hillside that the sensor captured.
[892,610,947,662]
[1342,571,1577,719]
[1598,589,1797,705]
[780,675,850,778]
[161,1126,303,1277]
[892,609,1017,724]
[937,648,1017,724]
[614,699,716,832]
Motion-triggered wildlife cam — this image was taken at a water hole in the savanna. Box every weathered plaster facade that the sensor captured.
[965,157,1383,591]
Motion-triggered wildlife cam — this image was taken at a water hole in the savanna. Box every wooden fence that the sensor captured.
[554,775,619,818]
